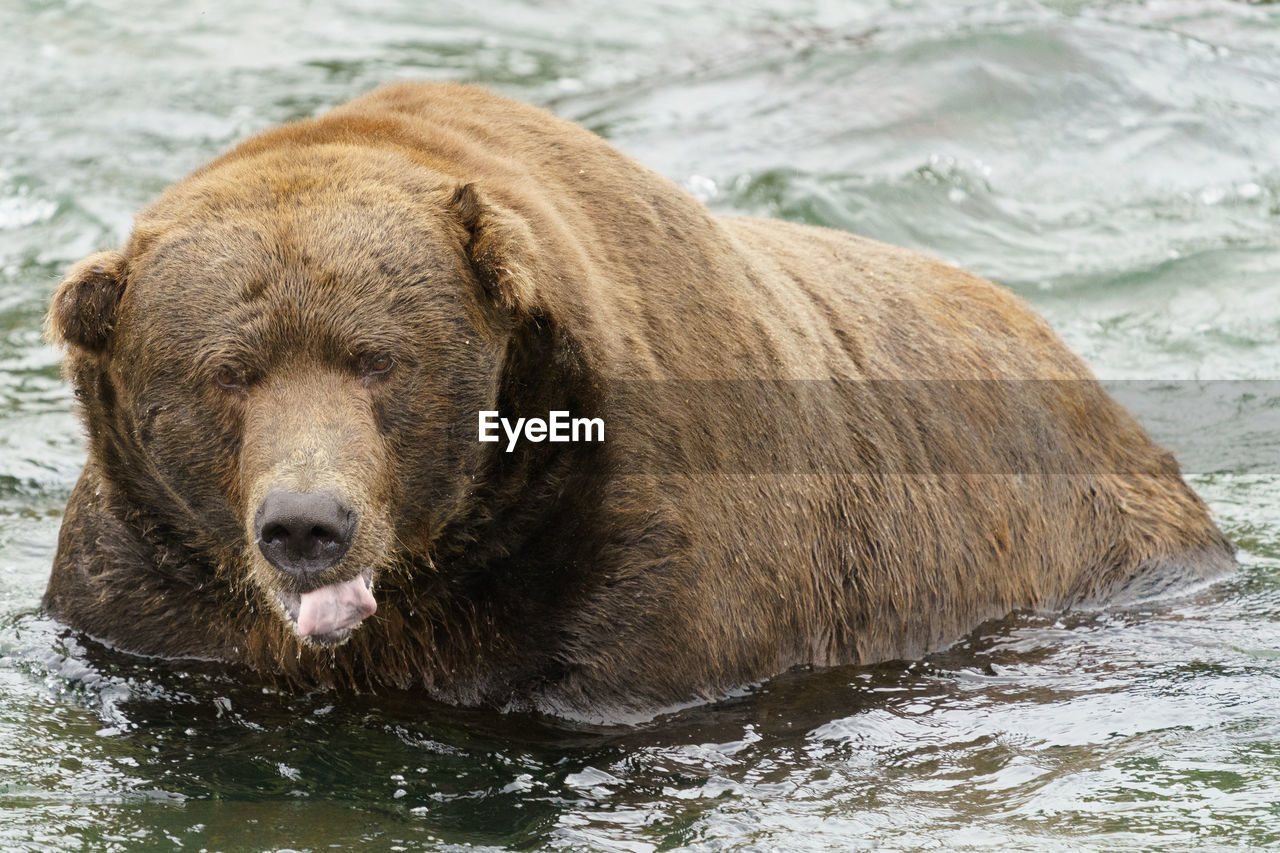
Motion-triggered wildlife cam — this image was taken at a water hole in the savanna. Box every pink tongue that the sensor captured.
[296,576,377,637]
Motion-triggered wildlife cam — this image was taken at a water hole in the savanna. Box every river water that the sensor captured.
[2,1,1279,850]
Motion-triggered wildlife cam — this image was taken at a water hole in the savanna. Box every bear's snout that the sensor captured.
[254,490,358,582]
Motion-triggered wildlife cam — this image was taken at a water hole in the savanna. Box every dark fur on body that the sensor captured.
[45,82,1233,717]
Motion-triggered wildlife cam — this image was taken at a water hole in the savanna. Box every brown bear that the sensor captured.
[44,81,1232,719]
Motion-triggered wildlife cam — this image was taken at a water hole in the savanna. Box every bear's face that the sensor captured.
[48,147,537,647]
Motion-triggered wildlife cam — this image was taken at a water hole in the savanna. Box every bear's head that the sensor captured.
[47,144,568,649]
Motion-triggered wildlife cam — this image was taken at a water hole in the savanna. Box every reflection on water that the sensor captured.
[3,0,1279,850]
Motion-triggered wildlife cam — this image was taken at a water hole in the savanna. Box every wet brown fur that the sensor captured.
[44,82,1233,718]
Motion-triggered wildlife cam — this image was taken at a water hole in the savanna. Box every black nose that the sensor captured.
[254,491,357,578]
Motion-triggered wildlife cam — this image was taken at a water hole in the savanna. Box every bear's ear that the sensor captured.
[47,250,129,352]
[450,183,540,318]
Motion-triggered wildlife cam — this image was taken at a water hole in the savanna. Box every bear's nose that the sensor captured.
[254,491,357,579]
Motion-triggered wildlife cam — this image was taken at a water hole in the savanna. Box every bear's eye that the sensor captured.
[361,352,395,378]
[214,365,247,391]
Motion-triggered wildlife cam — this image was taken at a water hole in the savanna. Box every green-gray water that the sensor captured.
[3,1,1279,850]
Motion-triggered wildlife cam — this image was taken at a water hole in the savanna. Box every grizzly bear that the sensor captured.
[45,81,1232,719]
